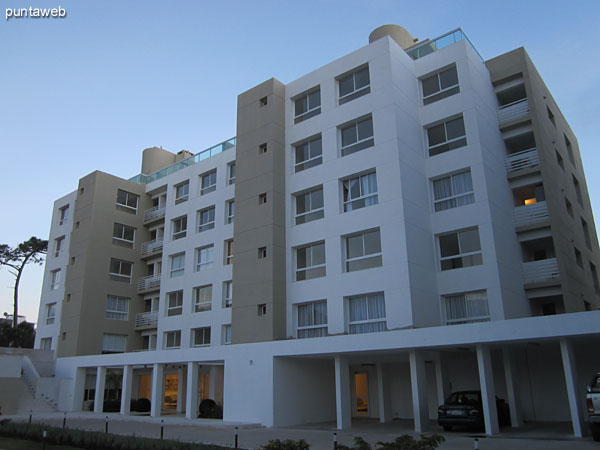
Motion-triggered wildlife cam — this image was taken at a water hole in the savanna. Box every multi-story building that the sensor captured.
[34,25,600,437]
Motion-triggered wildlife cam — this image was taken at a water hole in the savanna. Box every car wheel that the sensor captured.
[443,425,452,431]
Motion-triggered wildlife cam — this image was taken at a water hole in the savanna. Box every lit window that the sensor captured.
[438,228,482,271]
[226,200,234,224]
[109,259,132,283]
[196,245,214,271]
[54,236,65,257]
[341,116,374,157]
[113,223,135,247]
[170,253,185,278]
[296,242,326,281]
[172,215,187,240]
[338,65,370,105]
[223,325,231,345]
[343,172,378,212]
[105,295,129,320]
[197,206,215,233]
[432,170,474,211]
[421,66,459,105]
[297,300,327,339]
[194,285,212,312]
[345,229,382,272]
[50,269,61,290]
[192,327,211,347]
[224,239,233,265]
[348,293,386,334]
[223,281,232,308]
[167,291,183,316]
[294,136,322,173]
[443,290,489,325]
[102,333,127,353]
[164,330,181,349]
[295,187,324,225]
[294,87,321,123]
[46,303,56,325]
[228,163,236,185]
[58,205,69,225]
[201,170,217,195]
[116,189,139,211]
[427,116,467,157]
[175,181,189,204]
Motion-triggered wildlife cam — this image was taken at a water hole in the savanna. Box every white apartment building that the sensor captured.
[33,25,600,438]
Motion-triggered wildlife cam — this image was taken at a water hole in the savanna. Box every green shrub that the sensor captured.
[334,434,445,450]
[261,439,310,450]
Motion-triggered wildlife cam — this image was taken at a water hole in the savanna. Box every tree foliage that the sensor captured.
[0,321,35,348]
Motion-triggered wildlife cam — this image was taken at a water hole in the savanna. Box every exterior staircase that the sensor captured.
[0,377,57,415]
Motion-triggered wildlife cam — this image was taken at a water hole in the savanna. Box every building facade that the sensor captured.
[34,25,600,437]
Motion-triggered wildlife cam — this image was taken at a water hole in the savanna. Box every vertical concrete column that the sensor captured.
[376,363,391,423]
[409,349,429,432]
[560,339,585,437]
[433,353,448,407]
[334,355,351,430]
[209,366,217,399]
[93,366,106,414]
[176,366,185,414]
[502,348,522,427]
[185,362,199,420]
[476,344,499,435]
[72,367,86,412]
[150,363,163,417]
[120,365,133,415]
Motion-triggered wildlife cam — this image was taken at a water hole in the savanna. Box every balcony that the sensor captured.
[135,311,158,329]
[505,148,539,174]
[141,239,163,258]
[137,275,161,293]
[144,205,166,224]
[498,99,529,124]
[514,201,549,228]
[523,258,560,285]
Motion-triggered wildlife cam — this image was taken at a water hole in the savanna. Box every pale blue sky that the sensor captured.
[1,0,599,323]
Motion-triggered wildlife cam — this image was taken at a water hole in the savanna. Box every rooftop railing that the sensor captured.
[406,28,484,62]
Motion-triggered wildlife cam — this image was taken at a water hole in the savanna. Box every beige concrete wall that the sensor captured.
[141,147,177,175]
[231,78,287,343]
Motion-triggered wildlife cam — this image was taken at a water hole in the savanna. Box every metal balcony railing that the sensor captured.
[505,148,539,173]
[523,258,560,284]
[514,201,549,227]
[144,205,166,223]
[135,311,158,328]
[137,275,161,292]
[141,239,163,256]
[498,98,529,123]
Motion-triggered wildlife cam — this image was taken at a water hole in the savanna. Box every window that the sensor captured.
[172,215,187,240]
[197,206,215,233]
[223,281,232,308]
[294,87,321,123]
[338,65,370,105]
[258,247,267,259]
[443,290,489,325]
[427,116,467,156]
[192,327,211,347]
[175,181,189,204]
[348,293,386,334]
[58,205,69,225]
[224,240,233,265]
[194,285,212,312]
[297,300,327,339]
[296,242,326,281]
[432,170,474,211]
[226,200,235,224]
[201,170,217,195]
[46,303,56,325]
[170,253,185,278]
[259,193,267,204]
[102,334,127,353]
[196,245,214,271]
[582,218,592,249]
[573,175,583,206]
[345,229,382,272]
[556,151,564,170]
[109,258,135,283]
[258,304,267,316]
[259,143,267,154]
[294,136,322,173]
[341,116,374,156]
[113,223,135,247]
[343,172,378,212]
[50,269,61,290]
[438,228,482,271]
[565,135,574,165]
[590,263,600,295]
[574,247,583,268]
[223,325,231,345]
[295,187,324,225]
[54,236,65,257]
[105,295,129,320]
[547,106,556,127]
[565,197,574,218]
[228,163,236,185]
[40,338,52,351]
[421,66,459,105]
[116,189,139,211]
[164,330,181,349]
[167,291,183,316]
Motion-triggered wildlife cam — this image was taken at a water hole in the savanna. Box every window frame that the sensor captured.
[431,169,475,212]
[294,86,321,123]
[293,135,323,173]
[116,189,139,211]
[294,186,324,225]
[169,252,185,278]
[164,330,181,349]
[223,281,233,308]
[342,171,378,212]
[295,241,326,281]
[46,303,56,325]
[40,337,52,350]
[196,244,215,271]
[224,239,233,265]
[421,65,460,105]
[337,64,371,105]
[192,327,211,347]
[223,324,231,345]
[167,290,183,316]
[172,215,187,240]
[427,115,467,157]
[193,284,212,312]
[197,206,216,233]
[344,229,383,272]
[438,228,483,271]
[226,199,234,224]
[228,162,236,185]
[109,259,132,283]
[50,269,61,290]
[174,180,190,204]
[105,295,129,321]
[296,300,328,339]
[201,170,217,195]
[347,292,387,334]
[58,204,69,225]
[112,223,135,247]
[442,290,490,325]
[54,236,65,257]
[340,116,374,157]
[102,333,127,353]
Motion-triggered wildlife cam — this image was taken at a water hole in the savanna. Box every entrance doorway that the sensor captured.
[164,374,178,410]
[354,372,369,415]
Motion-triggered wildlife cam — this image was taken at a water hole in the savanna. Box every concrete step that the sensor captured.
[0,377,57,415]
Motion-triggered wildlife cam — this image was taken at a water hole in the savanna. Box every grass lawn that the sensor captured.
[0,436,85,450]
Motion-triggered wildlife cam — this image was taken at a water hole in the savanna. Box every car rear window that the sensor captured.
[591,376,600,393]
[446,392,480,405]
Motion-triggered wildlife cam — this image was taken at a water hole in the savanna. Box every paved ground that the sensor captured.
[3,412,598,450]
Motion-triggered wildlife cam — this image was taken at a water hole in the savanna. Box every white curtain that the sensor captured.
[445,291,489,324]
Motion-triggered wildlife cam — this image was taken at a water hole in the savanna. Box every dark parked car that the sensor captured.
[437,390,510,431]
[586,373,600,441]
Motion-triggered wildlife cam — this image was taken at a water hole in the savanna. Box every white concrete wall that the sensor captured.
[0,354,23,377]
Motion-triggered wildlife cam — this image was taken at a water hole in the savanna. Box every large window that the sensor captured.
[170,253,185,278]
[164,330,181,349]
[432,170,474,212]
[338,65,370,105]
[226,200,234,224]
[105,295,129,320]
[223,281,232,308]
[172,215,187,240]
[192,327,211,347]
[175,180,189,204]
[102,334,127,353]
[295,187,324,225]
[58,204,69,225]
[294,136,322,173]
[443,290,489,325]
[194,285,212,312]
[167,291,183,316]
[427,116,467,157]
[294,87,321,123]
[421,66,459,105]
[297,300,327,339]
[296,242,326,281]
[343,172,378,212]
[197,206,215,232]
[109,259,132,283]
[46,303,56,325]
[345,229,382,272]
[113,223,135,247]
[224,239,233,265]
[348,293,386,334]
[50,269,61,290]
[54,236,65,257]
[116,189,139,211]
[196,245,214,271]
[201,170,217,195]
[438,228,482,271]
[341,116,374,156]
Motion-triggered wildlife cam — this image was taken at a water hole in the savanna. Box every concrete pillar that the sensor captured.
[176,366,185,414]
[72,367,86,412]
[409,349,429,432]
[334,355,351,430]
[476,344,499,435]
[209,366,217,400]
[150,363,163,417]
[433,353,448,407]
[185,362,199,420]
[502,348,522,427]
[93,366,106,414]
[120,365,133,415]
[376,363,391,423]
[560,338,585,437]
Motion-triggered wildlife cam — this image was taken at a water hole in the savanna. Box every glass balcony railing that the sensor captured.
[129,137,236,185]
[406,28,484,62]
